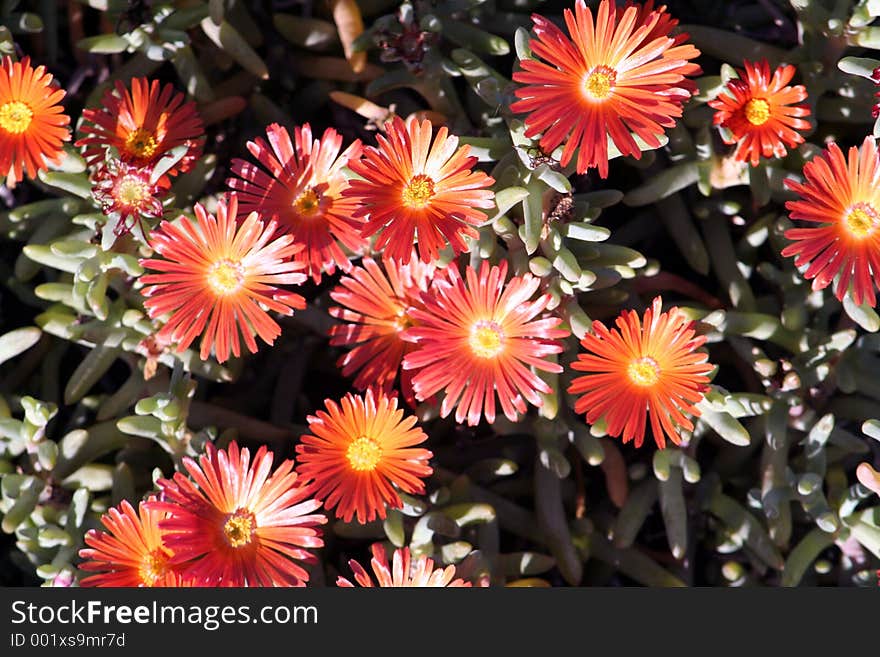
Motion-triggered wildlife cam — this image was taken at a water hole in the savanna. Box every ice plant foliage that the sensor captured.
[344,115,496,263]
[0,56,70,186]
[296,390,433,523]
[568,297,713,449]
[228,123,365,282]
[782,137,880,306]
[337,543,471,587]
[403,261,568,426]
[78,499,185,587]
[328,255,434,404]
[91,159,167,236]
[708,59,810,166]
[150,442,326,587]
[511,0,701,178]
[77,77,203,174]
[139,194,307,363]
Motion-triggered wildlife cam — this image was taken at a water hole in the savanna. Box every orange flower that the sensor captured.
[402,260,568,426]
[328,254,434,405]
[139,193,307,363]
[227,123,365,282]
[77,77,203,175]
[0,56,70,186]
[511,0,700,178]
[91,159,168,238]
[150,441,326,587]
[78,498,187,587]
[708,59,810,166]
[337,543,471,587]
[782,137,880,306]
[568,297,713,449]
[296,390,433,524]
[344,115,495,263]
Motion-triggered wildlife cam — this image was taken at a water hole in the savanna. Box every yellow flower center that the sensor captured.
[138,548,170,586]
[125,127,159,159]
[627,357,661,387]
[584,66,617,100]
[0,100,34,134]
[844,203,880,239]
[468,320,504,359]
[223,509,256,548]
[114,176,150,206]
[744,98,771,126]
[346,436,383,472]
[293,187,322,217]
[402,174,435,208]
[207,259,245,295]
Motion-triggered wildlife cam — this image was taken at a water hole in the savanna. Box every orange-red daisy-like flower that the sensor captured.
[782,137,880,306]
[77,77,203,174]
[328,254,434,405]
[567,297,713,449]
[91,159,168,237]
[139,193,307,363]
[78,498,188,587]
[0,56,70,186]
[296,389,433,524]
[150,441,326,587]
[227,123,365,282]
[511,0,701,178]
[337,543,471,587]
[344,115,495,263]
[402,260,568,426]
[708,59,810,166]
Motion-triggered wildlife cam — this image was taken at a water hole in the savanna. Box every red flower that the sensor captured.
[782,137,880,306]
[150,441,326,587]
[296,389,433,524]
[511,0,700,177]
[402,260,568,426]
[0,56,70,186]
[78,498,188,587]
[567,297,713,449]
[139,194,307,362]
[91,159,167,238]
[228,123,365,282]
[344,115,495,263]
[328,254,434,405]
[708,59,810,166]
[337,544,471,587]
[77,77,203,175]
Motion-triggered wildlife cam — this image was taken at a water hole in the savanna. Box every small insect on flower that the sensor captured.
[296,389,433,524]
[344,115,495,264]
[708,59,810,167]
[511,0,701,178]
[77,77,203,175]
[402,260,568,426]
[782,136,880,307]
[228,123,365,283]
[139,193,307,363]
[0,56,70,187]
[78,498,189,587]
[328,254,434,406]
[337,543,472,587]
[91,159,167,239]
[150,441,326,587]
[568,297,714,449]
